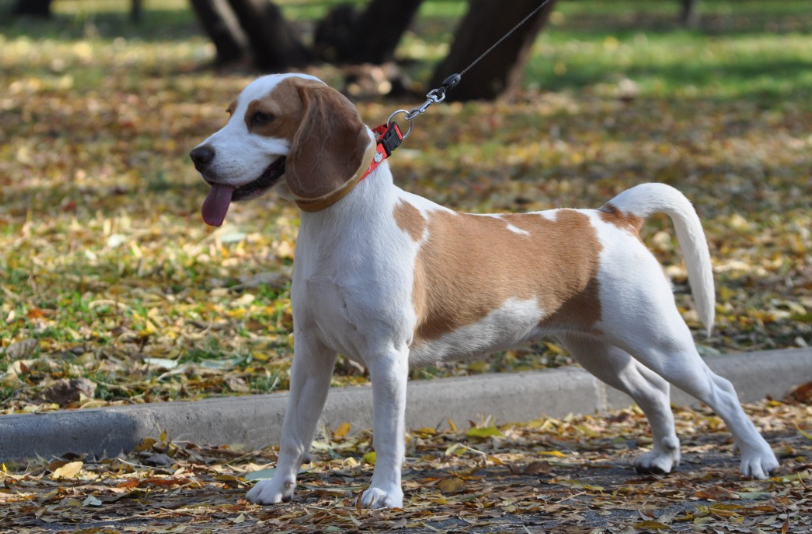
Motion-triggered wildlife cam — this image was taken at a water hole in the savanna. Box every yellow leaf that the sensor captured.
[545,342,564,355]
[709,503,745,511]
[444,444,465,457]
[447,418,457,433]
[797,424,812,441]
[363,451,376,465]
[633,521,670,530]
[466,426,504,439]
[538,450,566,457]
[334,422,351,439]
[52,461,83,480]
[135,438,156,452]
[438,477,464,494]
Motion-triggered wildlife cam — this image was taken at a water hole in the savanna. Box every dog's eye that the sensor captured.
[253,112,274,125]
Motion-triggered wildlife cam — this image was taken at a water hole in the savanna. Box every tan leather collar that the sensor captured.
[295,143,377,213]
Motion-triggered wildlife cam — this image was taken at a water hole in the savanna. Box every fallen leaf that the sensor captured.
[633,520,670,530]
[466,426,504,439]
[438,477,465,494]
[52,461,83,480]
[42,378,97,407]
[82,495,103,507]
[334,421,351,439]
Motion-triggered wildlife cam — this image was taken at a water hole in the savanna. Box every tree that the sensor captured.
[429,0,558,101]
[313,0,424,65]
[187,0,561,101]
[224,0,308,70]
[131,0,143,23]
[189,0,248,64]
[12,0,150,22]
[679,0,701,28]
[13,0,53,17]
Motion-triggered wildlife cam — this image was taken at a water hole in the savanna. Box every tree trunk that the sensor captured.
[225,0,308,70]
[13,0,53,17]
[131,0,143,24]
[680,0,700,28]
[189,0,248,64]
[314,0,424,64]
[430,0,557,101]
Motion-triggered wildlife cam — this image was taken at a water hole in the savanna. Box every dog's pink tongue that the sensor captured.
[202,184,235,227]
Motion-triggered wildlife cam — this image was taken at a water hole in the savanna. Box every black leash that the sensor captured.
[387,0,555,138]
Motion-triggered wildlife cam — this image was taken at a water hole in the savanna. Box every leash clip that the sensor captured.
[385,73,462,142]
[405,88,446,121]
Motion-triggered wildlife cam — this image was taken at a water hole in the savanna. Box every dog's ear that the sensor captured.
[286,82,370,201]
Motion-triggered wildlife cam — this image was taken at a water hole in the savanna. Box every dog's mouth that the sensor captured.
[201,157,286,227]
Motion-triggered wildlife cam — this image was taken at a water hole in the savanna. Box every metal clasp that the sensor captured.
[405,88,446,121]
[387,88,448,141]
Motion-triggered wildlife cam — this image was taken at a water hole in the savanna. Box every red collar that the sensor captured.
[359,122,404,181]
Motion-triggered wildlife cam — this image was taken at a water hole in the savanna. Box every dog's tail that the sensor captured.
[604,183,715,336]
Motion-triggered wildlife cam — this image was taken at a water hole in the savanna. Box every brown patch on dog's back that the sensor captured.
[394,201,426,241]
[599,203,643,238]
[411,209,603,344]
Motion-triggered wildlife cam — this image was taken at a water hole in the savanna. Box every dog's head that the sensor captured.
[191,74,372,226]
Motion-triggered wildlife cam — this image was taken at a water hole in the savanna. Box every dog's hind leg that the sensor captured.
[247,335,337,505]
[605,306,779,479]
[558,334,681,474]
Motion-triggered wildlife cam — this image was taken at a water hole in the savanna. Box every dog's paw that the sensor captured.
[633,438,681,475]
[246,478,294,505]
[634,451,678,475]
[740,449,779,480]
[360,485,403,509]
[634,445,680,475]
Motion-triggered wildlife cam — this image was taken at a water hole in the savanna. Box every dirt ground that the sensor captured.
[2,396,811,533]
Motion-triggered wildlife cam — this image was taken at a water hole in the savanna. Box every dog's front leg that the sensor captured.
[361,349,409,509]
[246,335,336,505]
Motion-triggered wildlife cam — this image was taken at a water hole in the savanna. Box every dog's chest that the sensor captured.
[292,215,417,362]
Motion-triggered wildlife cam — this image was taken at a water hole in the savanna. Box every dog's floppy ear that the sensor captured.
[286,82,370,201]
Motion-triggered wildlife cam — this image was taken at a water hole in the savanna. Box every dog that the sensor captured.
[190,73,779,509]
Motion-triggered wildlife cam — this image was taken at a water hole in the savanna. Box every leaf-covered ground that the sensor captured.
[2,396,811,533]
[1,0,812,413]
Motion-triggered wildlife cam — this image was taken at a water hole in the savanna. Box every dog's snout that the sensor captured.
[190,145,215,170]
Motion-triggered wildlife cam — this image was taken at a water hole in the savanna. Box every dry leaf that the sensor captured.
[334,422,351,439]
[52,461,83,480]
[438,477,465,494]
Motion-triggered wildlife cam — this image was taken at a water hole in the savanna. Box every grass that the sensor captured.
[0,0,810,412]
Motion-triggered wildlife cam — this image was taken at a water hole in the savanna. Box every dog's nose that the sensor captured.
[190,145,215,170]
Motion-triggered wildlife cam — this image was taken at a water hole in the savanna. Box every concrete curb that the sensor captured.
[1,348,810,462]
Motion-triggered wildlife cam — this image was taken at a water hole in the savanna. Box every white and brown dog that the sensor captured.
[190,73,778,509]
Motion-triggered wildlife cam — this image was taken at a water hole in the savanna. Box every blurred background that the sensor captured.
[1,0,811,413]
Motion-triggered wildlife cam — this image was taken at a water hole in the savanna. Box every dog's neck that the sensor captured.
[298,160,397,231]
